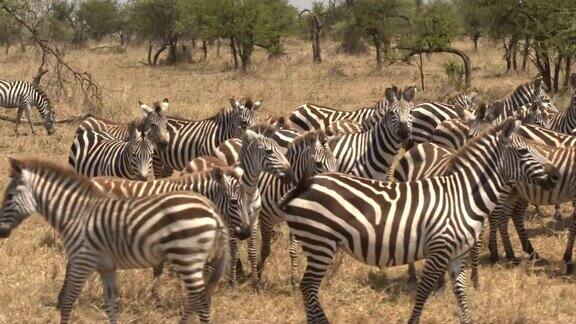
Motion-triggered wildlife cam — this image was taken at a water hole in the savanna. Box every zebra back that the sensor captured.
[547,73,576,133]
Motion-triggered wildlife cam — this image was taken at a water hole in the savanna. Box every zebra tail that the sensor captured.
[204,218,230,295]
[277,173,314,211]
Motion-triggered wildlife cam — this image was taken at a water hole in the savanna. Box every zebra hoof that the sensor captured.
[472,279,480,290]
[406,278,418,291]
[507,257,522,267]
[532,258,549,267]
[566,263,574,275]
[489,254,499,264]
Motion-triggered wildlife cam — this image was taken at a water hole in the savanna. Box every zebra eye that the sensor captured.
[265,148,274,154]
[518,148,529,155]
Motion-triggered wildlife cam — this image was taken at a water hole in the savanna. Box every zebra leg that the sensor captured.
[470,241,480,290]
[14,106,24,135]
[408,255,448,324]
[256,222,275,287]
[407,263,418,291]
[300,243,336,324]
[563,210,576,274]
[248,220,261,290]
[488,210,501,263]
[325,249,344,287]
[176,263,211,324]
[228,235,239,287]
[57,260,72,308]
[510,199,540,260]
[289,233,300,288]
[23,104,36,135]
[59,262,95,324]
[554,204,563,222]
[99,270,118,324]
[449,258,470,324]
[151,265,164,303]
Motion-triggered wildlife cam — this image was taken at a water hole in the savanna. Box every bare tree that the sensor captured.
[1,0,105,116]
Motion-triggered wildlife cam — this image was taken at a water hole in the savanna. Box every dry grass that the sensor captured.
[0,38,575,323]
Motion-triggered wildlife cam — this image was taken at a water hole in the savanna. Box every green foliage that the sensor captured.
[77,0,120,41]
[0,8,21,45]
[130,0,180,42]
[444,59,465,88]
[409,0,458,50]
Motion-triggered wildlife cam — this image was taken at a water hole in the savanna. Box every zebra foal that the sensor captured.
[0,159,229,323]
[279,119,558,323]
[0,80,56,135]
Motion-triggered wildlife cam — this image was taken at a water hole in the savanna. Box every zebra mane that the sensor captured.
[32,84,53,109]
[513,79,541,95]
[247,122,280,137]
[444,121,510,174]
[13,158,106,197]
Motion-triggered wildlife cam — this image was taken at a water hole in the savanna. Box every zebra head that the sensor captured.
[463,103,497,138]
[241,129,294,184]
[385,85,416,146]
[0,159,38,237]
[125,121,156,181]
[514,102,552,128]
[530,78,558,114]
[287,132,337,181]
[209,166,251,240]
[230,97,262,129]
[447,89,479,112]
[498,118,559,190]
[140,98,169,149]
[35,87,56,135]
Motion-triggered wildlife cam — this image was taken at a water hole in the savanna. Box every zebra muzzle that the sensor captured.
[539,163,560,190]
[0,224,11,238]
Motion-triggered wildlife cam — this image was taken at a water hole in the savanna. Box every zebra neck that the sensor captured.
[561,97,576,132]
[239,167,260,196]
[175,174,217,200]
[32,179,99,235]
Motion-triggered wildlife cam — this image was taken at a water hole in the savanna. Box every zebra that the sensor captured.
[445,89,479,112]
[77,98,170,148]
[0,80,56,135]
[154,97,261,177]
[545,73,576,134]
[411,79,557,145]
[91,166,248,290]
[184,124,334,288]
[0,158,229,323]
[279,118,558,324]
[328,85,415,180]
[430,101,550,151]
[68,120,156,181]
[287,86,399,132]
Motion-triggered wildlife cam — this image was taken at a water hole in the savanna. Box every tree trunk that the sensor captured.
[216,39,221,57]
[553,55,563,92]
[534,46,552,92]
[310,13,322,63]
[153,42,168,66]
[374,36,382,69]
[4,43,10,54]
[406,47,472,88]
[564,56,572,90]
[512,42,518,72]
[521,38,530,72]
[230,37,239,69]
[147,38,153,65]
[167,37,178,65]
[418,53,425,91]
[202,40,208,61]
[472,31,480,52]
[504,39,512,72]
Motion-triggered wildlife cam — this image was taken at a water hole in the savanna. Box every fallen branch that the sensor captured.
[0,114,87,125]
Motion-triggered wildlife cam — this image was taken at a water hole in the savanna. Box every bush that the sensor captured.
[444,59,465,88]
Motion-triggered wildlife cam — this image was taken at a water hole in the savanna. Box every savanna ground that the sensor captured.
[0,37,575,323]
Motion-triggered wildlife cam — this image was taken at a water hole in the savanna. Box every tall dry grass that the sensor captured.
[0,37,574,323]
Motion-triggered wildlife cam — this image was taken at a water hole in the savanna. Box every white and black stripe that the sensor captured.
[279,119,557,323]
[0,80,55,135]
[0,159,229,323]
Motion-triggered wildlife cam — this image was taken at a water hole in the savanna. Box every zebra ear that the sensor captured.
[570,73,576,89]
[486,101,504,122]
[160,98,169,112]
[500,118,518,138]
[127,121,139,141]
[474,103,487,121]
[243,129,259,144]
[210,167,225,185]
[385,87,397,104]
[229,98,239,110]
[533,78,542,94]
[304,131,318,148]
[251,100,263,111]
[402,85,417,102]
[9,158,23,176]
[140,101,153,114]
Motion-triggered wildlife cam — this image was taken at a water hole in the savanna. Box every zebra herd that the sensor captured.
[1,75,576,323]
